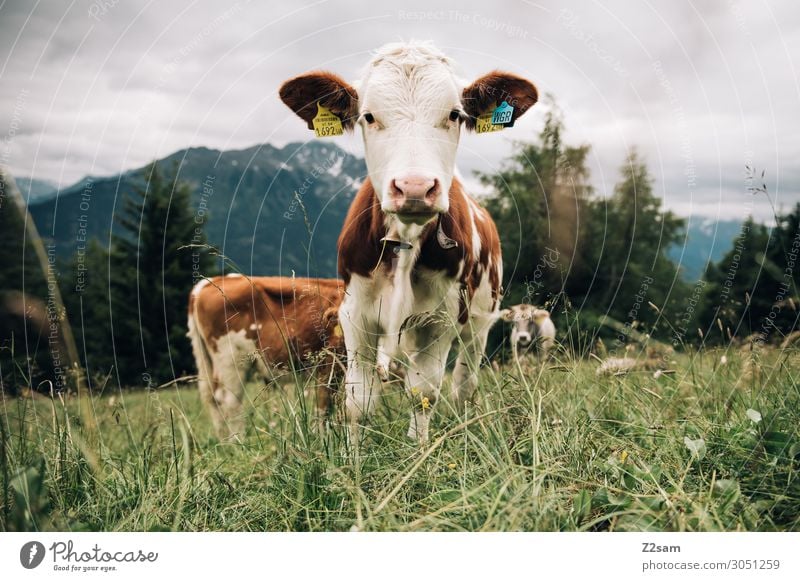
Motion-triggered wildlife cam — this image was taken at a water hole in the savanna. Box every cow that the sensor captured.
[499,304,556,364]
[279,41,539,443]
[187,274,345,439]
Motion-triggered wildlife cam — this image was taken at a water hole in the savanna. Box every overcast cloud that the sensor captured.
[1,0,798,220]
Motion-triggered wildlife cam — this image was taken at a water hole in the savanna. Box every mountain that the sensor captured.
[669,216,743,281]
[14,177,59,204]
[27,142,745,283]
[28,142,366,278]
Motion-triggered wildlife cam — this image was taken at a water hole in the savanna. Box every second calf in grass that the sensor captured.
[188,275,345,439]
[500,304,556,365]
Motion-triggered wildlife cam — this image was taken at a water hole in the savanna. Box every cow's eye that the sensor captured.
[449,109,461,122]
[363,112,375,124]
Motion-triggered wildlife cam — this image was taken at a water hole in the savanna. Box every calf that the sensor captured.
[500,304,556,364]
[280,41,538,442]
[187,274,344,439]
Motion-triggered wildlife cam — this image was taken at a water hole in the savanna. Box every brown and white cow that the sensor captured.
[187,274,345,439]
[280,42,538,443]
[499,304,556,364]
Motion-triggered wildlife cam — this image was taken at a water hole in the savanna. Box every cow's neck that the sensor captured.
[377,202,448,367]
[338,178,470,284]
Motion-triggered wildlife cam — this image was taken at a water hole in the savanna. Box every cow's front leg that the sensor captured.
[339,303,380,445]
[452,320,491,412]
[403,326,456,443]
[376,244,416,381]
[375,337,394,382]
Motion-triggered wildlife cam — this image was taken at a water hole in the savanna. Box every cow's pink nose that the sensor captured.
[389,175,440,212]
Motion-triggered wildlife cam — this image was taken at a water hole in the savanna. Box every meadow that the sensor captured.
[2,346,799,532]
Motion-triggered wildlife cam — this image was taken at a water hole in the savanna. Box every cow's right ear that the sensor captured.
[499,308,514,322]
[279,72,359,131]
[462,71,538,130]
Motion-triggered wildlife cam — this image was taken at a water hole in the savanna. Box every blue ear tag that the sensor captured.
[491,101,515,126]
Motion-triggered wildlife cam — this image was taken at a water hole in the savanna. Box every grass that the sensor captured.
[1,347,799,532]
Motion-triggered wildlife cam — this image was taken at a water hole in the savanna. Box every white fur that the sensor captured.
[190,323,263,440]
[358,42,463,213]
[468,196,486,222]
[536,316,556,355]
[337,42,501,445]
[188,280,268,440]
[341,261,481,443]
[191,277,210,297]
[502,305,556,365]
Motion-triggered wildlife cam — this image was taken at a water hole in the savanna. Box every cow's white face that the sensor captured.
[356,47,462,223]
[279,41,538,227]
[501,304,550,347]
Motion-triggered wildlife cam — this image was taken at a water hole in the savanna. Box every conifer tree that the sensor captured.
[71,164,215,386]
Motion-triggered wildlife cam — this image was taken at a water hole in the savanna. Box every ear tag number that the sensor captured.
[476,102,504,134]
[312,103,343,137]
[491,100,515,126]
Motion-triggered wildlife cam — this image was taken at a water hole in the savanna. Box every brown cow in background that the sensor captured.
[187,274,344,439]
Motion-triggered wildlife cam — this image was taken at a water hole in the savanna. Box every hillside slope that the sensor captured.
[28,141,366,278]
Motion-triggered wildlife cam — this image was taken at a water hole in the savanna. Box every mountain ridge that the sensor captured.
[28,141,366,278]
[27,143,743,282]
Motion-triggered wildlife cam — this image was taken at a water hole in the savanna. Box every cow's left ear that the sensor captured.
[279,72,359,131]
[462,71,538,130]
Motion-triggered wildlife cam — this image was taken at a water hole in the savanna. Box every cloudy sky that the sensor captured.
[1,0,798,220]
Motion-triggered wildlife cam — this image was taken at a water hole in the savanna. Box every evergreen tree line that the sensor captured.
[483,104,800,355]
[59,164,216,388]
[0,172,60,392]
[700,208,800,344]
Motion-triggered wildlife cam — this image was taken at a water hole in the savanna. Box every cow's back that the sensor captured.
[190,275,344,367]
[251,276,344,364]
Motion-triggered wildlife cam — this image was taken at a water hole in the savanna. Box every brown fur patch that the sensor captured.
[336,180,389,284]
[189,276,345,365]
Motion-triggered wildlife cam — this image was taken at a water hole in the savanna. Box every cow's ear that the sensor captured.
[499,308,514,322]
[279,72,359,131]
[462,71,538,130]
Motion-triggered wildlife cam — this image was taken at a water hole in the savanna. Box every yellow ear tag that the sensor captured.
[312,103,343,137]
[475,103,504,134]
[332,323,343,338]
